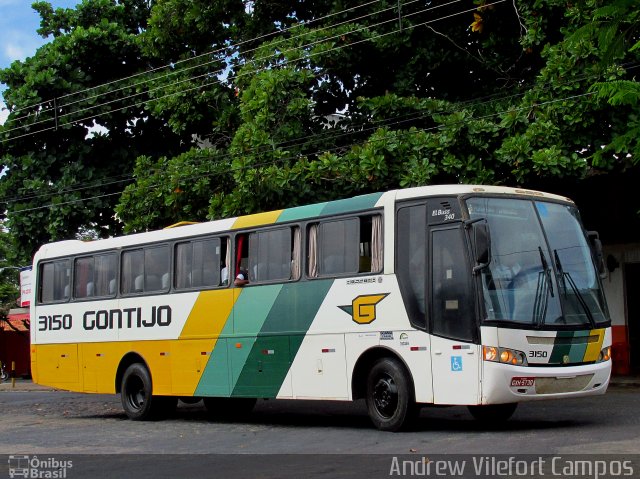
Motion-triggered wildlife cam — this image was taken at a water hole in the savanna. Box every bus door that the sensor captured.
[428,224,481,405]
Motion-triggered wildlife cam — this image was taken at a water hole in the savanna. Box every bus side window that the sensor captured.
[74,254,117,299]
[175,238,222,289]
[39,259,71,303]
[248,227,298,283]
[121,250,144,294]
[144,246,169,292]
[308,215,382,278]
[94,254,117,297]
[74,257,93,299]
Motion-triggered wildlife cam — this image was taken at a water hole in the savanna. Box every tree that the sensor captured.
[0,228,29,322]
[3,0,640,245]
[0,0,186,256]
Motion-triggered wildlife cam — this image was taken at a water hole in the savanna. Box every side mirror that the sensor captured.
[587,231,606,277]
[472,221,491,273]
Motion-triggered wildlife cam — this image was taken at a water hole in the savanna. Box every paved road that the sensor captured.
[0,384,638,477]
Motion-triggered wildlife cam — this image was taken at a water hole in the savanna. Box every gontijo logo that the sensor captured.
[339,293,389,324]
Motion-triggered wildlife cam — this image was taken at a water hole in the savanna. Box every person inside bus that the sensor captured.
[234,269,249,286]
[234,234,250,286]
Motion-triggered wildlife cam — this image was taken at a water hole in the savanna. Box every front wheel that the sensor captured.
[468,403,518,423]
[365,358,417,431]
[120,363,177,420]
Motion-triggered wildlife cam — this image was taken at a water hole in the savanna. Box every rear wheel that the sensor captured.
[365,358,417,431]
[203,397,257,419]
[120,363,176,420]
[468,403,518,422]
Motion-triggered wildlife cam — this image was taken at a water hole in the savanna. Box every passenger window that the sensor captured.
[74,254,117,299]
[248,227,299,283]
[308,215,382,277]
[144,246,170,292]
[121,250,144,294]
[175,238,225,289]
[39,259,71,303]
[121,245,169,294]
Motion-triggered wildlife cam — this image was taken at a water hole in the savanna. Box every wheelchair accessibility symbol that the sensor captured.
[451,356,463,372]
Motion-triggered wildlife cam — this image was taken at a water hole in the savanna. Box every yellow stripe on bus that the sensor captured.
[33,289,239,396]
[583,329,605,362]
[180,289,236,339]
[232,210,283,229]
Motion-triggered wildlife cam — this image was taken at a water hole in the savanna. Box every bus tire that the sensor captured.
[203,397,257,419]
[121,363,176,420]
[468,403,517,423]
[365,358,416,431]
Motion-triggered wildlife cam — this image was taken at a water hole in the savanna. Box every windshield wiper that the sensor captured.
[539,246,554,298]
[554,250,596,328]
[531,247,554,326]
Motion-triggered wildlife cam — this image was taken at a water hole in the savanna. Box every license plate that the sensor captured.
[511,377,535,387]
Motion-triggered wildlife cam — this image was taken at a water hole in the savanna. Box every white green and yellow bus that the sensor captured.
[30,185,612,431]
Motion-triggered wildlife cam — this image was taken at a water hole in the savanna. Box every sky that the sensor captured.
[0,0,81,124]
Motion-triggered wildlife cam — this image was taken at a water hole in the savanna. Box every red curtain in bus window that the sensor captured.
[236,235,245,272]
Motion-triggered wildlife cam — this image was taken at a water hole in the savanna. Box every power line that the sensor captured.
[1,0,504,141]
[8,89,600,216]
[3,0,474,138]
[1,0,635,208]
[5,0,385,117]
[2,58,636,206]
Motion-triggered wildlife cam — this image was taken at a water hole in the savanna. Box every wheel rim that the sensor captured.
[125,375,146,411]
[372,373,398,418]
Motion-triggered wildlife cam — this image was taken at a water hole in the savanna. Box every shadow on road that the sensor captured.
[78,398,585,433]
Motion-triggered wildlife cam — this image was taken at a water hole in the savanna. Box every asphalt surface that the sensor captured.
[1,377,639,478]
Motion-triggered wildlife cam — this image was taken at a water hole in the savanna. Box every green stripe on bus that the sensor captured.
[568,330,590,363]
[549,331,575,364]
[194,309,235,396]
[195,337,232,396]
[277,203,328,223]
[232,285,284,335]
[231,280,333,397]
[228,285,283,394]
[319,192,383,216]
[195,286,282,397]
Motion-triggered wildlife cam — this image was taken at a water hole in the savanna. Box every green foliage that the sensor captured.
[0,0,186,256]
[116,147,234,233]
[0,228,29,320]
[1,0,640,250]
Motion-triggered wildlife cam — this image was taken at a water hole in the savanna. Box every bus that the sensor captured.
[30,184,612,431]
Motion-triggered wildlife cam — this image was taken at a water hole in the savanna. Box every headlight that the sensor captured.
[483,346,528,366]
[597,346,611,362]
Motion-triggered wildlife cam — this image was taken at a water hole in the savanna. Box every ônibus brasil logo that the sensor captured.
[8,455,72,478]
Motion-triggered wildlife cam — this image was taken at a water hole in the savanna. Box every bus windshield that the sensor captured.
[466,197,609,328]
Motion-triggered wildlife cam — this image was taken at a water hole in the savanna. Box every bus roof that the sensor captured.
[34,184,572,261]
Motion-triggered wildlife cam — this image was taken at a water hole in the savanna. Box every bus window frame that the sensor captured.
[306,212,384,280]
[173,235,231,292]
[232,225,302,287]
[120,243,171,297]
[72,252,118,302]
[37,258,72,305]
